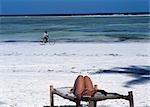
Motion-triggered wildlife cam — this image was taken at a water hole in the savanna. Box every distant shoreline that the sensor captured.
[0,12,149,17]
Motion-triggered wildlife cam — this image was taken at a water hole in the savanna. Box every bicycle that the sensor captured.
[40,37,56,45]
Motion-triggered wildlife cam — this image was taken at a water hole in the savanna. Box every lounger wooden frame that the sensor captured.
[48,85,134,107]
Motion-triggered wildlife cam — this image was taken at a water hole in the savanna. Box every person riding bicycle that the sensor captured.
[42,31,49,43]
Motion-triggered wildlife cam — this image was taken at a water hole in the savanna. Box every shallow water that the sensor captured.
[0,15,150,42]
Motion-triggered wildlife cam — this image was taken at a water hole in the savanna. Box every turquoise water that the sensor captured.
[0,15,149,42]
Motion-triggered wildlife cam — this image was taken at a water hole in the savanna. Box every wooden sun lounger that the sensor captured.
[45,85,134,107]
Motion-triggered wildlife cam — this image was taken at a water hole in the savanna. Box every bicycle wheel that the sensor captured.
[48,39,56,45]
[39,39,46,45]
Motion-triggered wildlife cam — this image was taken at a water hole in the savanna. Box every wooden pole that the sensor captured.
[94,85,98,107]
[76,99,81,107]
[88,85,97,107]
[50,85,54,107]
[128,91,134,107]
[88,101,97,107]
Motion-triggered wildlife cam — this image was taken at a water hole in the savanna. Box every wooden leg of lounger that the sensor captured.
[76,99,80,107]
[88,85,97,107]
[88,101,97,107]
[129,91,134,107]
[94,101,97,107]
[50,85,54,107]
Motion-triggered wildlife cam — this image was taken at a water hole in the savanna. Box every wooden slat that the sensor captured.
[54,88,129,102]
[53,88,76,101]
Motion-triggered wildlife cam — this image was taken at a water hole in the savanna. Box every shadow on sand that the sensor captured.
[0,101,6,105]
[92,65,150,87]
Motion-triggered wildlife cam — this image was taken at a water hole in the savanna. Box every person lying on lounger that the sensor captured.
[71,75,97,99]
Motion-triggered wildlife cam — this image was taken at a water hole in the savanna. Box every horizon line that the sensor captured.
[0,12,149,17]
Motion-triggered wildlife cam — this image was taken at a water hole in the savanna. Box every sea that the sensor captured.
[0,15,150,43]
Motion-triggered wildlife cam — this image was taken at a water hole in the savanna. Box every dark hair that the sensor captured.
[45,31,47,33]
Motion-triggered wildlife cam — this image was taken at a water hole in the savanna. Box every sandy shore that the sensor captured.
[0,42,150,107]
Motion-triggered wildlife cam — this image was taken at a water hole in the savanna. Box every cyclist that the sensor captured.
[42,31,49,43]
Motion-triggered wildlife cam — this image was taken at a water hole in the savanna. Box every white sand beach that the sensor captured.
[0,42,150,107]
